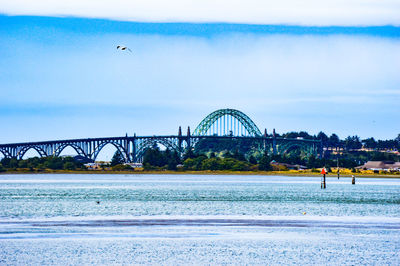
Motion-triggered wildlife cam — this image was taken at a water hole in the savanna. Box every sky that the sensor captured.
[0,1,400,159]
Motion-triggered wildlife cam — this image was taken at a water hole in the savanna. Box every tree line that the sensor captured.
[140,146,400,172]
[281,131,400,151]
[0,156,85,172]
[195,131,400,155]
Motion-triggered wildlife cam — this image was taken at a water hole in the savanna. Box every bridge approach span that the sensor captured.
[0,134,321,163]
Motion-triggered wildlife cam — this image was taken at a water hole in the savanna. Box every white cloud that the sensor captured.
[1,0,400,26]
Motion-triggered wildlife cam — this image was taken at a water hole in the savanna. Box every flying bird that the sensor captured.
[117,45,132,52]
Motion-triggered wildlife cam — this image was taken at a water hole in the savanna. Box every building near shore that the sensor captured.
[270,161,307,170]
[356,161,400,171]
[84,163,103,170]
[124,163,143,168]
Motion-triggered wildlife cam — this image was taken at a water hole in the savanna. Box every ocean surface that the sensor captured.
[0,174,399,265]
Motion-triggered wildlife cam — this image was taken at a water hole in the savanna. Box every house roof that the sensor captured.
[270,161,307,169]
[357,161,400,170]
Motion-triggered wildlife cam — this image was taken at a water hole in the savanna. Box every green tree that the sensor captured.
[36,163,46,170]
[110,151,125,166]
[112,164,132,171]
[258,153,272,171]
[307,155,318,169]
[231,160,250,171]
[0,158,11,168]
[201,158,221,170]
[248,155,257,165]
[26,157,40,168]
[345,136,362,150]
[395,134,400,149]
[183,158,196,170]
[283,131,313,140]
[167,154,179,170]
[18,160,28,168]
[9,158,18,169]
[44,157,63,170]
[362,137,377,149]
[328,134,340,148]
[232,149,246,161]
[143,148,167,167]
[317,131,329,147]
[183,155,207,170]
[182,148,196,160]
[63,162,76,170]
[222,151,234,159]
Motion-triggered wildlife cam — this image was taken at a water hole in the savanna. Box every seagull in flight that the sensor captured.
[117,45,132,52]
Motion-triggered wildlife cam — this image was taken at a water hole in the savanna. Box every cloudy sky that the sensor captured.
[0,1,399,158]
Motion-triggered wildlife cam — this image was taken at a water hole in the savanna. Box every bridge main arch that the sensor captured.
[193,109,262,137]
[92,141,129,162]
[17,146,47,160]
[277,142,316,157]
[0,148,11,159]
[53,144,87,158]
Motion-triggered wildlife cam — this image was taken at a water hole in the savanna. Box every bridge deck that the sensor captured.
[0,135,319,147]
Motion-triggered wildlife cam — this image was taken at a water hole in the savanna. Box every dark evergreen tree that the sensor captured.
[258,153,272,171]
[222,151,234,159]
[110,151,124,166]
[248,155,257,165]
[328,134,340,148]
[232,149,246,161]
[0,158,11,168]
[64,162,76,170]
[44,157,64,170]
[317,131,329,146]
[167,151,180,170]
[362,137,377,149]
[345,136,362,150]
[307,155,318,169]
[182,148,196,160]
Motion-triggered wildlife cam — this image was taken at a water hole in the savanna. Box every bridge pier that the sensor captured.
[131,134,137,163]
[272,129,277,155]
[186,127,191,148]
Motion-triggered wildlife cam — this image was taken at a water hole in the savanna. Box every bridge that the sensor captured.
[0,109,321,162]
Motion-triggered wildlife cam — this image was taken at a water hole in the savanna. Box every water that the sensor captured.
[0,174,399,265]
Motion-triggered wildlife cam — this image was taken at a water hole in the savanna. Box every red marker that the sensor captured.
[321,168,327,189]
[321,168,327,175]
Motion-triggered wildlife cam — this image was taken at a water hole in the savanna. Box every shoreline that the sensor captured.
[1,169,400,178]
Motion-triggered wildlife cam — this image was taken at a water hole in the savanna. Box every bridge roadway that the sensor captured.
[0,133,321,163]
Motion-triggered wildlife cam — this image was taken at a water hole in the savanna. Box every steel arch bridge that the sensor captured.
[193,108,262,137]
[0,109,322,163]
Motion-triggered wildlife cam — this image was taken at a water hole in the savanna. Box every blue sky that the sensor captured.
[0,1,400,160]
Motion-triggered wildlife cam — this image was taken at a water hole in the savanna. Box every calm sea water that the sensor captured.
[0,174,399,265]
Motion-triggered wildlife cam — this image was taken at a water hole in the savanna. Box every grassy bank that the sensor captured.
[1,168,400,178]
